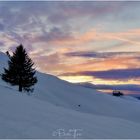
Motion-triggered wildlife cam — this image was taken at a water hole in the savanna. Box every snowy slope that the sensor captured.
[1,85,140,139]
[0,52,140,138]
[34,72,140,124]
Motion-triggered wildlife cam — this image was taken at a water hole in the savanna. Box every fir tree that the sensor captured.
[2,44,37,92]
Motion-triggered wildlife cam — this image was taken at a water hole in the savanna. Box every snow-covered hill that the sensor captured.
[0,52,140,138]
[34,72,140,123]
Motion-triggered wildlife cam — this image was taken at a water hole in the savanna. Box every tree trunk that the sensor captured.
[19,85,22,92]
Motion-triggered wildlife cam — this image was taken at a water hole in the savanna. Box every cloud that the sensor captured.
[0,1,140,81]
[0,23,4,31]
[97,84,140,92]
[0,41,5,46]
[76,83,140,94]
[65,51,140,59]
[0,2,140,51]
[64,51,140,71]
[61,68,140,80]
[32,27,73,43]
[35,28,140,49]
[46,1,124,23]
[78,83,140,92]
[30,51,67,74]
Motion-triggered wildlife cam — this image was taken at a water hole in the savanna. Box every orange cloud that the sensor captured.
[34,51,140,78]
[47,28,140,51]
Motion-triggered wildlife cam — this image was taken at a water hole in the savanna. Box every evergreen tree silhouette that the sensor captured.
[2,44,37,92]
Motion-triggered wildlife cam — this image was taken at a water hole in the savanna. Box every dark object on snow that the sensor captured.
[112,90,123,96]
[2,44,37,92]
[78,105,81,107]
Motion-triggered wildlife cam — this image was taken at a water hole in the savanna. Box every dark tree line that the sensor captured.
[2,44,37,92]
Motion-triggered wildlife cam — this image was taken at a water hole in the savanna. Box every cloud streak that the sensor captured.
[65,51,140,59]
[78,83,140,92]
[61,68,140,81]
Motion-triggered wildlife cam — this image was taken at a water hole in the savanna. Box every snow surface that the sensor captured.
[0,52,140,138]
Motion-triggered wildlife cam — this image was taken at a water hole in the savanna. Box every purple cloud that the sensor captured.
[0,23,4,31]
[78,83,140,92]
[65,51,140,59]
[47,1,126,24]
[0,41,5,46]
[35,27,73,43]
[61,68,140,80]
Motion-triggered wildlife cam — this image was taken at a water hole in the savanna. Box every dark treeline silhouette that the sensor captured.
[2,44,37,92]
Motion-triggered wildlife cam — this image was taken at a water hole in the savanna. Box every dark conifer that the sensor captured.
[2,44,37,92]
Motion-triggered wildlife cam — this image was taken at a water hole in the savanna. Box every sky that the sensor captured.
[0,1,140,94]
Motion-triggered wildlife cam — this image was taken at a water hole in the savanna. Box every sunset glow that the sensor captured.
[0,1,140,94]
